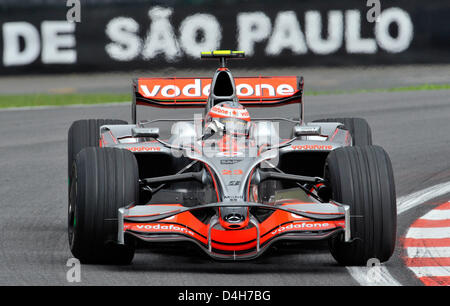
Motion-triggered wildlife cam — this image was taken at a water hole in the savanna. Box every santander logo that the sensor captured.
[138,77,297,100]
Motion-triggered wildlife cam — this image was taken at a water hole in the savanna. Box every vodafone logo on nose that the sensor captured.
[138,76,297,100]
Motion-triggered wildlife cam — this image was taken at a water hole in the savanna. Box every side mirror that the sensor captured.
[132,127,160,138]
[293,125,321,137]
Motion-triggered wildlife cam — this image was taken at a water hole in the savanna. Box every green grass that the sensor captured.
[0,93,131,109]
[0,84,449,109]
[305,83,450,96]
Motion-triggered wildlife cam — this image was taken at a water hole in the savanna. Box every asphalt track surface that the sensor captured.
[0,89,449,285]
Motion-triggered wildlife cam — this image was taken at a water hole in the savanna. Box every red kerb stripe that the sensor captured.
[411,219,450,228]
[404,257,450,267]
[419,276,450,286]
[403,238,450,247]
[435,202,450,210]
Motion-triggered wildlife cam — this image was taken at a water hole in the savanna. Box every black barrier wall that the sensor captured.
[0,0,449,74]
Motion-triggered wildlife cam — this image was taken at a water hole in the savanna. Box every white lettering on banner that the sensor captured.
[265,11,307,55]
[41,21,76,64]
[375,7,413,53]
[103,7,412,61]
[2,21,76,66]
[179,13,222,58]
[1,6,415,68]
[345,10,377,54]
[142,6,181,61]
[105,17,141,61]
[237,12,272,56]
[2,22,40,66]
[305,11,343,55]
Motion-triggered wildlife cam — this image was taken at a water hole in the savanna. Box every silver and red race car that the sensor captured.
[67,50,397,265]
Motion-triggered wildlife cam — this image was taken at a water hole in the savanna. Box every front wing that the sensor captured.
[118,201,350,260]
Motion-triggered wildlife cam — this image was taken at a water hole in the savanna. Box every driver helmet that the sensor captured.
[205,102,251,136]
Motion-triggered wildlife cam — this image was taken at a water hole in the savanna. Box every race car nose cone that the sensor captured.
[224,213,245,223]
[219,207,250,230]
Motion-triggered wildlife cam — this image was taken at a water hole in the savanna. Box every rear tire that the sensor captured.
[312,117,372,146]
[68,147,138,264]
[326,145,396,266]
[68,119,127,178]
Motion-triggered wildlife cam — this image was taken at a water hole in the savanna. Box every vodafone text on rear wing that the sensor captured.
[131,76,304,123]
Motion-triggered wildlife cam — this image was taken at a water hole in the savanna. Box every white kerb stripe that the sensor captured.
[397,182,450,214]
[407,247,450,258]
[408,266,450,278]
[420,209,450,220]
[406,227,450,239]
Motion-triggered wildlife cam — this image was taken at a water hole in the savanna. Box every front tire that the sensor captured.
[68,147,139,264]
[326,145,396,266]
[68,119,127,178]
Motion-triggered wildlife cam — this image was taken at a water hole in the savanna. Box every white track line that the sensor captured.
[408,266,450,278]
[397,182,450,214]
[406,247,450,258]
[348,182,450,286]
[406,227,450,239]
[421,209,450,220]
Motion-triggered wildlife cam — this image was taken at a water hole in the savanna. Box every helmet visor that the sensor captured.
[219,117,248,136]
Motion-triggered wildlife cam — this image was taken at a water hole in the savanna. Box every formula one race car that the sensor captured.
[67,50,397,265]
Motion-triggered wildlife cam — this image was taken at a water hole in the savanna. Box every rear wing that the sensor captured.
[132,76,304,123]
